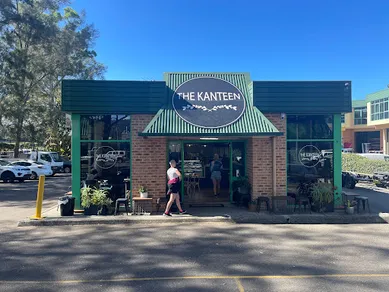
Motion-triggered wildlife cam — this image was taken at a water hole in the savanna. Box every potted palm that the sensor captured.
[81,187,113,215]
[311,182,334,212]
[139,185,148,198]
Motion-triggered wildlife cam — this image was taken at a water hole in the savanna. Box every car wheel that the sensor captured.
[64,166,71,173]
[30,172,38,180]
[1,171,15,183]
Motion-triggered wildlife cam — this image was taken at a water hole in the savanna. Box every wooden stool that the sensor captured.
[355,196,370,213]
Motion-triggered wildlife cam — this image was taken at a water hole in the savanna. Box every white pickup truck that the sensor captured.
[28,151,63,176]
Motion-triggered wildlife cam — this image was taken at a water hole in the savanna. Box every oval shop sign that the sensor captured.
[172,77,246,128]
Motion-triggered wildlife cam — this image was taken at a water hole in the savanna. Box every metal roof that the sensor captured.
[352,99,367,108]
[366,88,389,103]
[141,72,281,137]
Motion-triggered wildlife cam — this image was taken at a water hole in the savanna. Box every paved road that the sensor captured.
[351,184,389,213]
[0,174,71,226]
[0,223,388,291]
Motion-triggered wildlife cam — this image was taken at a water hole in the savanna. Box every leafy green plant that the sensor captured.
[311,182,333,210]
[138,185,148,193]
[81,187,112,210]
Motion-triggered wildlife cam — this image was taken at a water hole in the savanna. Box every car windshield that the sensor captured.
[50,153,61,162]
[0,160,9,166]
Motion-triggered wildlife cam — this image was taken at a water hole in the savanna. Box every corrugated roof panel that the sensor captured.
[352,100,367,108]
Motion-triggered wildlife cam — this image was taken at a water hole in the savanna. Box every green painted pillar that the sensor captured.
[333,114,342,208]
[71,114,81,210]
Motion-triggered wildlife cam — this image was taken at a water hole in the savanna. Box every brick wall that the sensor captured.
[131,115,167,212]
[342,129,354,148]
[247,114,286,200]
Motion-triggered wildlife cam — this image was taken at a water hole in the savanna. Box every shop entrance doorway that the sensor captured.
[167,141,246,206]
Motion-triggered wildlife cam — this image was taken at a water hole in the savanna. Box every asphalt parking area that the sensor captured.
[2,274,389,292]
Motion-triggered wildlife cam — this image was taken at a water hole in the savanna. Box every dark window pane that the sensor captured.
[354,110,361,119]
[287,115,333,140]
[81,142,131,202]
[80,115,131,140]
[380,113,384,120]
[287,141,333,196]
[385,112,389,119]
[385,102,388,112]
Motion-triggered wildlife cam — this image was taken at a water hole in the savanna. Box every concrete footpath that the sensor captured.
[18,206,389,226]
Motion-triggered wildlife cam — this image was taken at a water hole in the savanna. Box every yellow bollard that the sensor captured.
[31,175,45,220]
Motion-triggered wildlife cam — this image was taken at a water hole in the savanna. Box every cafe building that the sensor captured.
[61,72,352,211]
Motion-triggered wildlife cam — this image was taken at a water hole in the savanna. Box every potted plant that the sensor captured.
[346,200,355,215]
[81,187,113,215]
[310,182,334,212]
[248,200,257,212]
[139,185,148,198]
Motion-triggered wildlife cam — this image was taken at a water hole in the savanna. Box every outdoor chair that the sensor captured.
[114,190,131,215]
[294,195,311,213]
[256,196,270,212]
[355,196,370,213]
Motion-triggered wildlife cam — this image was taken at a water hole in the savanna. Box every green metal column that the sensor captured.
[333,114,342,208]
[71,114,81,210]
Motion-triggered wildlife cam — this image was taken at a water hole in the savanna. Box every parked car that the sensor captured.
[9,161,53,180]
[0,159,32,183]
[60,156,71,173]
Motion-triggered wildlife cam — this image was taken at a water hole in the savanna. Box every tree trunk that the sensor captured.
[13,117,24,158]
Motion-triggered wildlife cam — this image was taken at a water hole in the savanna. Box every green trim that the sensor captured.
[286,139,334,142]
[71,114,81,210]
[139,132,283,137]
[333,114,342,208]
[180,141,184,203]
[80,139,130,143]
[229,142,233,202]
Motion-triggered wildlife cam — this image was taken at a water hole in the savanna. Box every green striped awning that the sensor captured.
[140,106,282,137]
[140,72,282,137]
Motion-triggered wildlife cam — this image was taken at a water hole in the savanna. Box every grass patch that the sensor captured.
[342,153,389,174]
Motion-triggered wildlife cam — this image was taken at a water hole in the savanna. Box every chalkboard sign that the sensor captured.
[172,77,246,128]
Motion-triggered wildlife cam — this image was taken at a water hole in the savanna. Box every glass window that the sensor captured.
[232,142,245,178]
[81,142,131,202]
[287,115,333,140]
[40,154,52,162]
[354,107,367,125]
[287,141,333,195]
[80,115,131,140]
[341,114,345,124]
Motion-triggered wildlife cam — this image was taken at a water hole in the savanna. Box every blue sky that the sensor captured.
[72,0,389,100]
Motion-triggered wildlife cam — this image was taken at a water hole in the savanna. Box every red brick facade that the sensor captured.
[247,114,287,200]
[131,113,287,211]
[131,115,167,211]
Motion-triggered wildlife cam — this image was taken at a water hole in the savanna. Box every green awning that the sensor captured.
[140,106,282,137]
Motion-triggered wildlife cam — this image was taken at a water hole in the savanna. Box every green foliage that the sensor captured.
[342,154,389,174]
[81,187,112,209]
[232,176,251,192]
[311,182,333,208]
[0,0,106,157]
[138,185,148,193]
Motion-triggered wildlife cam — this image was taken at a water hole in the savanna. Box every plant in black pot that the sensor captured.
[232,176,251,207]
[311,182,334,212]
[81,187,113,215]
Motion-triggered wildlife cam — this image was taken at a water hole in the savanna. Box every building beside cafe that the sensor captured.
[342,87,389,154]
[61,72,351,211]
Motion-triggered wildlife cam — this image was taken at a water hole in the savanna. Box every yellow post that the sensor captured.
[31,175,45,220]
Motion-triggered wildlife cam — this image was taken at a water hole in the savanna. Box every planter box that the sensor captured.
[84,205,99,215]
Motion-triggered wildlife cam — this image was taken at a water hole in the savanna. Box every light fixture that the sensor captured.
[200,137,219,140]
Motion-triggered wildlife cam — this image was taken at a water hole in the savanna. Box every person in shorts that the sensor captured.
[210,154,223,196]
[163,160,187,216]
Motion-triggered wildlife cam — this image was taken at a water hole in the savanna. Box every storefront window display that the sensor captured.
[79,115,131,203]
[287,115,334,203]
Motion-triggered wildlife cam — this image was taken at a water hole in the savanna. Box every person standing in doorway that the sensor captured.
[211,154,223,196]
[164,160,187,216]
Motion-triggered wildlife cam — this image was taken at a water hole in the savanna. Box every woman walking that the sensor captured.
[164,160,187,216]
[210,154,223,196]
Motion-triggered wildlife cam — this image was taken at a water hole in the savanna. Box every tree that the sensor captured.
[0,0,105,157]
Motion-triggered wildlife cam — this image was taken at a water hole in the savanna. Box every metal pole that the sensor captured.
[31,175,45,220]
